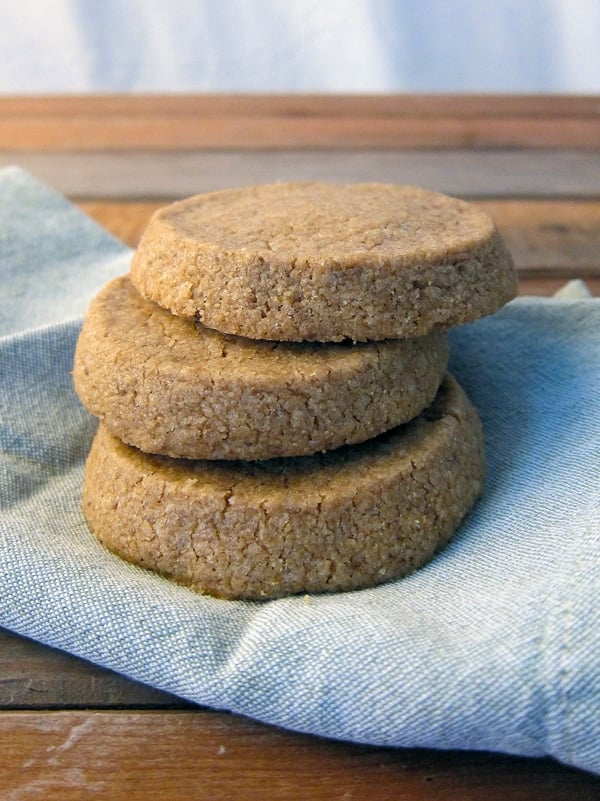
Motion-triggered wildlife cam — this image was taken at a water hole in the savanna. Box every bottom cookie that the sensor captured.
[82,374,485,600]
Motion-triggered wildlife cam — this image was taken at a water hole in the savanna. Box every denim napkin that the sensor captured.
[1,167,598,774]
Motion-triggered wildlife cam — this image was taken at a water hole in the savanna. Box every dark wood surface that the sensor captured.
[1,95,599,798]
[4,710,600,801]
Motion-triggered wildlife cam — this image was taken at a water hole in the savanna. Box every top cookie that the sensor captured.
[130,182,518,342]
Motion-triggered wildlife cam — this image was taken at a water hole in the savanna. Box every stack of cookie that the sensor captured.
[73,182,517,600]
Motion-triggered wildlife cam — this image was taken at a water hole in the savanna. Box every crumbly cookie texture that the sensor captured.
[130,182,518,342]
[82,374,485,600]
[73,276,449,460]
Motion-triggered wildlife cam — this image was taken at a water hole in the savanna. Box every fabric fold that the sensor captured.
[0,167,598,775]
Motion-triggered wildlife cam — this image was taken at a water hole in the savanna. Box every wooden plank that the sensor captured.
[2,115,599,150]
[518,276,600,296]
[481,200,600,276]
[2,149,600,199]
[0,95,599,150]
[1,710,598,801]
[3,94,600,119]
[0,629,191,709]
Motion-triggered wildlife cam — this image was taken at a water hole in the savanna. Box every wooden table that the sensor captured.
[1,95,599,799]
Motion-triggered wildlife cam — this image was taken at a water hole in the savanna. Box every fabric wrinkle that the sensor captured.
[0,167,598,775]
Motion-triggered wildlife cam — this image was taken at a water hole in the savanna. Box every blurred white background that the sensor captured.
[0,0,598,93]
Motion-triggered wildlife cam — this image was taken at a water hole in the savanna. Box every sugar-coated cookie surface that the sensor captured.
[73,276,448,460]
[82,374,485,600]
[130,182,518,342]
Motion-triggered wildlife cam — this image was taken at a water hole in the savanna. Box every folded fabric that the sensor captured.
[0,167,598,775]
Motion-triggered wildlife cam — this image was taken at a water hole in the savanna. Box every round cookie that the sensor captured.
[130,182,518,342]
[82,374,485,600]
[73,276,449,460]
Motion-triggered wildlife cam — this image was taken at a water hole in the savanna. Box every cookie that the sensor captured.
[82,374,485,600]
[130,182,518,342]
[73,276,449,460]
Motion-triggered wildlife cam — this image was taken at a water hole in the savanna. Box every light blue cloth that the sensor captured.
[0,167,598,775]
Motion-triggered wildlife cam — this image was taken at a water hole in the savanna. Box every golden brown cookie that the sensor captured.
[73,276,449,460]
[130,182,518,342]
[82,374,485,600]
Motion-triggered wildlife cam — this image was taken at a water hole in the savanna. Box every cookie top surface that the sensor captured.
[156,182,487,257]
[130,182,518,342]
[73,276,448,459]
[83,374,485,599]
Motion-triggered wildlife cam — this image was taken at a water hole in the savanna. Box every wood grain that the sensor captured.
[5,94,600,118]
[1,94,599,150]
[3,149,600,199]
[2,711,599,801]
[0,629,190,710]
